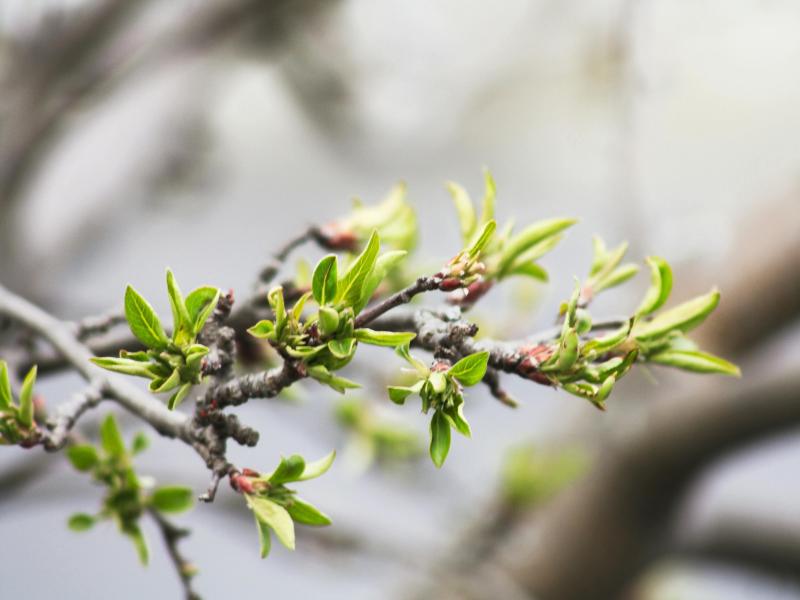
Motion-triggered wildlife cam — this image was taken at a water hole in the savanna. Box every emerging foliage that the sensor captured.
[66,415,194,565]
[0,361,38,444]
[91,269,220,410]
[389,347,489,466]
[233,452,335,557]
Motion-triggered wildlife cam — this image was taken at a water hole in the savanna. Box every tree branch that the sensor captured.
[0,283,188,439]
[354,275,442,328]
[148,508,200,600]
[43,380,105,450]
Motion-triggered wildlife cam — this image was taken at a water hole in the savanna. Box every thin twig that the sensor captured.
[71,310,126,341]
[43,380,105,450]
[148,508,201,600]
[257,227,316,286]
[0,283,188,439]
[354,275,442,328]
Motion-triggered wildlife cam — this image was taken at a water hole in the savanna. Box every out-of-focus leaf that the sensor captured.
[66,444,100,471]
[636,256,673,316]
[298,450,336,481]
[634,289,720,341]
[151,486,193,513]
[17,365,36,428]
[649,349,740,376]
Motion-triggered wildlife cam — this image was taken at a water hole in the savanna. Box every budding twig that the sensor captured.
[354,275,442,328]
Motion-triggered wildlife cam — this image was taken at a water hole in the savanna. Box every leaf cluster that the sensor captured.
[91,270,220,409]
[334,398,422,467]
[0,361,37,444]
[66,414,193,565]
[388,347,490,467]
[447,169,576,290]
[240,451,335,557]
[249,231,415,394]
[539,247,739,409]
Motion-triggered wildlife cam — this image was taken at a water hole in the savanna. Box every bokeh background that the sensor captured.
[1,1,800,598]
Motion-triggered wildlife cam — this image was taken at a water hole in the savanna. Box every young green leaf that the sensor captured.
[396,344,429,377]
[100,414,126,459]
[429,371,447,394]
[312,255,338,305]
[509,232,565,265]
[185,344,209,371]
[126,523,149,565]
[317,307,340,336]
[185,286,220,335]
[337,230,380,308]
[447,351,490,386]
[429,410,451,468]
[151,486,194,513]
[124,285,168,350]
[166,269,191,343]
[255,514,272,558]
[247,320,275,339]
[467,219,497,258]
[268,455,306,485]
[246,495,295,551]
[636,256,673,316]
[648,349,741,376]
[68,513,96,532]
[90,357,157,378]
[307,366,361,394]
[327,337,357,360]
[634,289,720,342]
[17,365,36,428]
[589,239,628,281]
[497,218,577,277]
[581,319,634,357]
[66,444,100,471]
[575,309,592,335]
[353,250,408,314]
[354,329,416,347]
[298,450,336,481]
[562,382,598,402]
[444,402,471,438]
[594,263,639,292]
[167,383,192,411]
[131,432,149,455]
[447,181,477,244]
[507,262,549,282]
[119,350,151,362]
[387,385,416,405]
[253,513,272,558]
[286,498,332,526]
[0,361,11,410]
[554,330,579,371]
[152,368,180,394]
[480,168,496,225]
[594,375,616,408]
